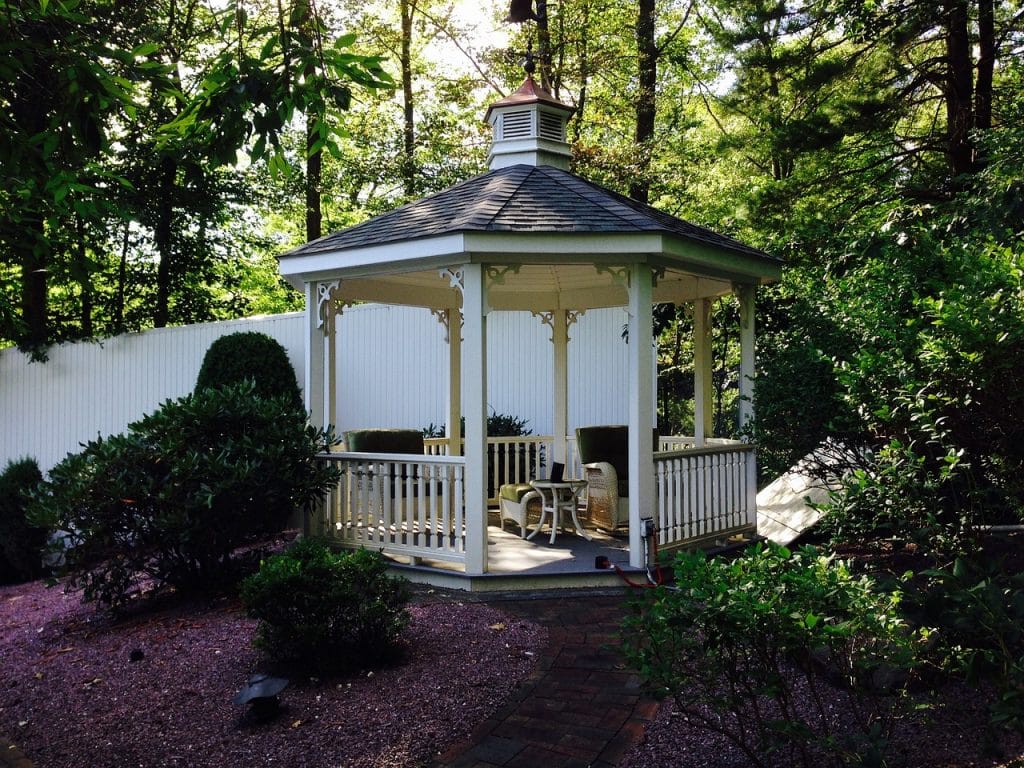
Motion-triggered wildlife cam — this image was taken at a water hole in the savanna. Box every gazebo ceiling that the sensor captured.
[328,263,738,312]
[278,164,782,311]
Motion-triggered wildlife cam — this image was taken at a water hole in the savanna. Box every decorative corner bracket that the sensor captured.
[316,280,341,329]
[532,308,585,343]
[485,265,520,286]
[431,307,464,344]
[440,267,465,296]
[595,264,630,288]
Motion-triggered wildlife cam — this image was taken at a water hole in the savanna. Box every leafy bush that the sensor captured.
[0,457,46,584]
[30,381,338,609]
[904,554,1024,742]
[195,331,303,412]
[622,544,926,768]
[816,437,974,557]
[240,538,410,675]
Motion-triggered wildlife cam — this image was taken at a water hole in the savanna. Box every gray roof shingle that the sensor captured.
[283,165,776,262]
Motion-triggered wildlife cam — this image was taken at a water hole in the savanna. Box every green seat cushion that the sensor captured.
[345,428,424,454]
[500,483,536,503]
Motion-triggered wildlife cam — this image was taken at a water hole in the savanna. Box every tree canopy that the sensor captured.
[2,1,1023,536]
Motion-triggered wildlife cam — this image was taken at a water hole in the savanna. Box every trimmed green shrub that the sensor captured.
[240,539,410,675]
[905,555,1024,742]
[0,457,46,584]
[195,331,303,412]
[622,544,927,768]
[30,381,338,609]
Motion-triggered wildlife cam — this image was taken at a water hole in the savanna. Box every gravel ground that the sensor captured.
[0,579,545,768]
[621,687,1024,768]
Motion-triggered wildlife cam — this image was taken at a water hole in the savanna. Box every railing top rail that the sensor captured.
[318,451,466,465]
[423,435,549,444]
[655,443,755,460]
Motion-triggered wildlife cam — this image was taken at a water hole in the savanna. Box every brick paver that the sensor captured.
[429,590,659,768]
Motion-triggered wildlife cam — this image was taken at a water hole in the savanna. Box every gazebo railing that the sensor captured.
[313,452,468,565]
[653,442,757,548]
[312,437,756,571]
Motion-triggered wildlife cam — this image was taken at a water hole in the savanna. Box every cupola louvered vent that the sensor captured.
[500,110,533,140]
[486,77,574,170]
[539,111,564,141]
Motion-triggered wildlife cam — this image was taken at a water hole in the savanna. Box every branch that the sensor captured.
[416,6,506,96]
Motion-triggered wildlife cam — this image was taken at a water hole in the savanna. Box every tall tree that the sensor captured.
[167,0,393,243]
[0,0,169,350]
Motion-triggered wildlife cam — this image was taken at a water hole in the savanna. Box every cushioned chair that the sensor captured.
[575,426,657,530]
[344,428,424,455]
[344,429,426,499]
[498,483,542,538]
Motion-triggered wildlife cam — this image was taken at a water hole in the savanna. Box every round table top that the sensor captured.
[529,478,587,490]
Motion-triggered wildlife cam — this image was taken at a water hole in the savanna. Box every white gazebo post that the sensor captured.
[627,264,656,568]
[306,280,338,431]
[460,264,488,575]
[551,309,570,466]
[445,307,462,457]
[737,283,756,433]
[693,297,713,446]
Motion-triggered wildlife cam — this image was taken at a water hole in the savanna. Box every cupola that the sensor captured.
[485,76,575,170]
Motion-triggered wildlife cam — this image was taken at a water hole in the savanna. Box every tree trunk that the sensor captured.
[306,117,323,241]
[630,0,657,204]
[400,0,416,196]
[21,218,48,349]
[153,155,177,328]
[12,74,49,348]
[536,0,553,91]
[115,220,130,334]
[975,0,994,132]
[75,214,93,337]
[944,0,974,178]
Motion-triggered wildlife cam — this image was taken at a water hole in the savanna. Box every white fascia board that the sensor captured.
[659,237,782,283]
[278,233,469,287]
[462,231,662,258]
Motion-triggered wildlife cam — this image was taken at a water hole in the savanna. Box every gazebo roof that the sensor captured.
[284,164,773,262]
[278,164,781,311]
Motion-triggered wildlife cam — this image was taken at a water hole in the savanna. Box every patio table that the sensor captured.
[527,479,591,544]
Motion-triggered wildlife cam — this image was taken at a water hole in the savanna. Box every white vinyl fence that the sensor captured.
[1,305,633,474]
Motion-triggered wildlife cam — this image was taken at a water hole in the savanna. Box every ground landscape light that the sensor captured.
[233,673,289,722]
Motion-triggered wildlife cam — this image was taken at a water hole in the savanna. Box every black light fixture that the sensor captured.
[233,673,289,722]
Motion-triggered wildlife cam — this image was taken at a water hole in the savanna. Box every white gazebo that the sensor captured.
[278,77,782,588]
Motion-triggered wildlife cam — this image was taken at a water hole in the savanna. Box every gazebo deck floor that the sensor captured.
[382,519,657,592]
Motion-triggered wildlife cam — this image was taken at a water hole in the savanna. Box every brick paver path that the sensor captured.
[429,590,659,768]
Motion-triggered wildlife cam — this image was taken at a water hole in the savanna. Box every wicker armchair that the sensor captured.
[498,483,542,538]
[581,460,629,530]
[576,425,657,531]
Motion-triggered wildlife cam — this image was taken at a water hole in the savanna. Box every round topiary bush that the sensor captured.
[31,381,339,609]
[241,538,410,675]
[0,457,46,584]
[195,331,303,412]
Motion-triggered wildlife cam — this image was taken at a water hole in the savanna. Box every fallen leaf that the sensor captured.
[489,622,507,631]
[291,720,302,729]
